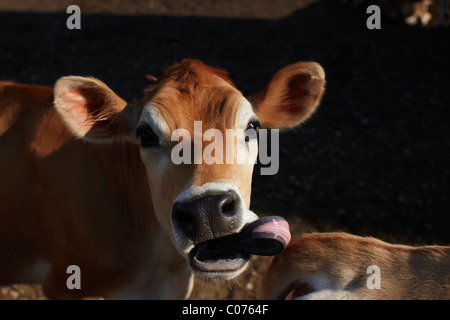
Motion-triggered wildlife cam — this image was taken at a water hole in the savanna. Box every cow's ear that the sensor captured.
[54,76,139,143]
[251,62,325,129]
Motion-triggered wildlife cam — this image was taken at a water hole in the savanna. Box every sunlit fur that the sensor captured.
[0,59,325,299]
[260,232,450,300]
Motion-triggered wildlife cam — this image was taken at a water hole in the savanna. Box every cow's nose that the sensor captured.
[171,191,239,244]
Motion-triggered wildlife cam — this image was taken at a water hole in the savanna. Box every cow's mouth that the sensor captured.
[188,216,291,280]
[189,239,251,277]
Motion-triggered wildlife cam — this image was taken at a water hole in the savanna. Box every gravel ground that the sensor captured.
[0,0,449,299]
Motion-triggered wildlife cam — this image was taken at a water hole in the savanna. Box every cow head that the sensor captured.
[53,59,325,280]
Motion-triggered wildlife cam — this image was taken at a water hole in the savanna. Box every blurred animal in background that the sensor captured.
[341,0,449,27]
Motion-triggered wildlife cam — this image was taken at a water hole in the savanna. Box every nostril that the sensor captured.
[172,190,241,243]
[172,203,194,234]
[220,193,237,217]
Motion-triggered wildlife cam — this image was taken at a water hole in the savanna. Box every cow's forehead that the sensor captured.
[142,84,252,134]
[140,61,254,132]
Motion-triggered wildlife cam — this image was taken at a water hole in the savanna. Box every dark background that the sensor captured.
[0,1,449,244]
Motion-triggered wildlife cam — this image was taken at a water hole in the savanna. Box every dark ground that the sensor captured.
[0,0,449,299]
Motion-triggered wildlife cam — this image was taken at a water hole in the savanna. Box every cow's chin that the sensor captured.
[187,238,251,280]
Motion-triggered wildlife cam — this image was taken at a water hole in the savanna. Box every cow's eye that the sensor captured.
[246,121,260,132]
[245,120,260,142]
[136,124,159,148]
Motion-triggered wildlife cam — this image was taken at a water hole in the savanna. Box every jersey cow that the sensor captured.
[260,232,450,300]
[0,59,325,299]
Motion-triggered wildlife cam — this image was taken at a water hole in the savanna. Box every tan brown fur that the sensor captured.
[0,59,325,299]
[260,232,450,300]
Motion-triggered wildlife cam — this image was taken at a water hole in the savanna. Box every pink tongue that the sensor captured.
[250,217,291,246]
[219,216,291,256]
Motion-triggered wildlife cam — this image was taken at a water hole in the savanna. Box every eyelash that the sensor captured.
[137,120,259,146]
[136,124,159,148]
[245,121,260,142]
